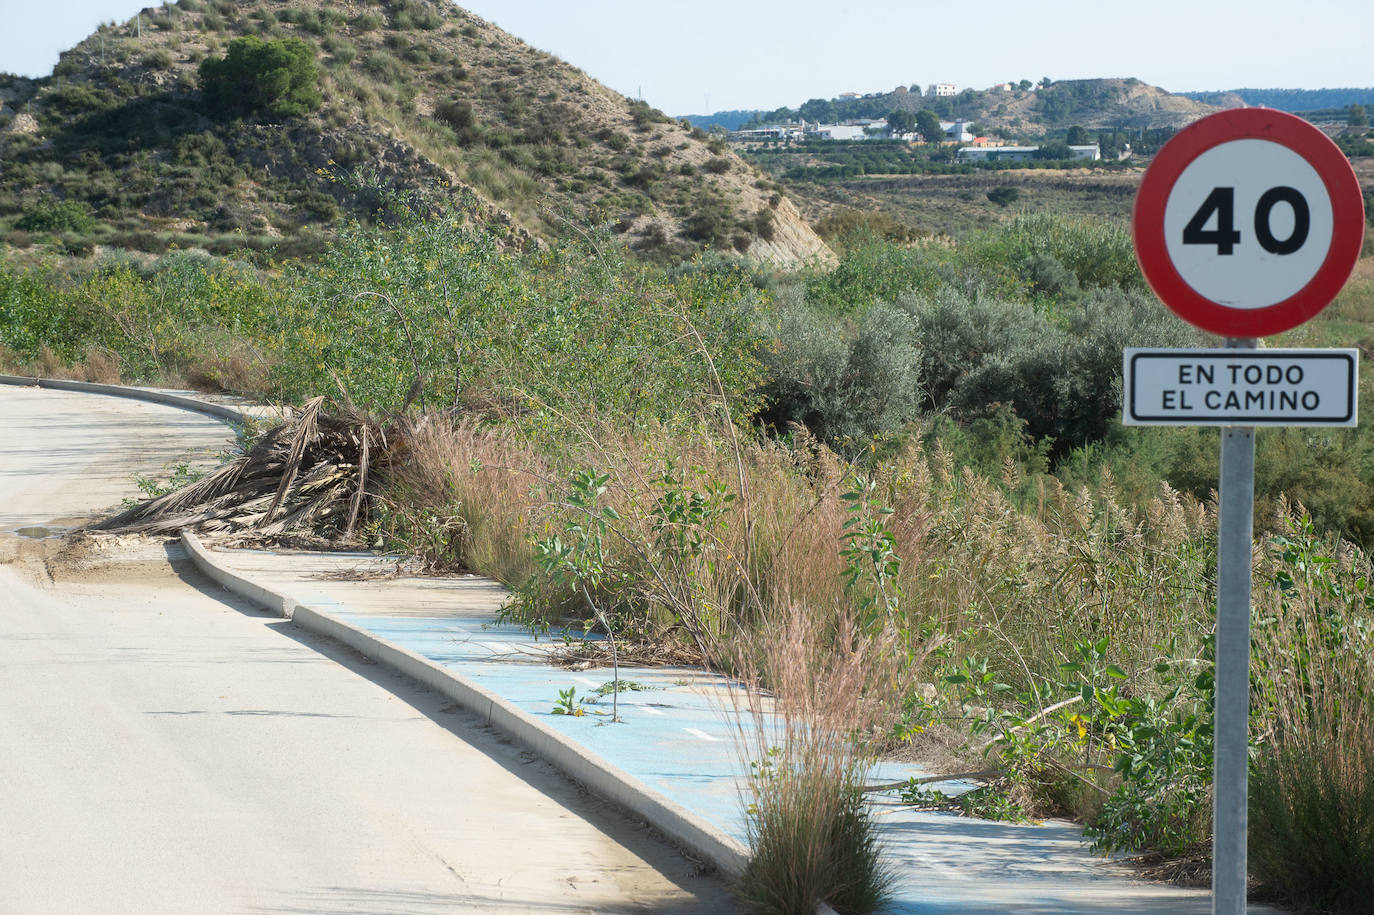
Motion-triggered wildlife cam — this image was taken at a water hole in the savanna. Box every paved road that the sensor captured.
[0,385,732,914]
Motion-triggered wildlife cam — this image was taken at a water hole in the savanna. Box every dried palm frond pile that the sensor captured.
[95,397,400,540]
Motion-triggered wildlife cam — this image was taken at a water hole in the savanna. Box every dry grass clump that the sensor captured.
[731,601,926,914]
[385,416,550,585]
[182,339,270,393]
[78,345,122,383]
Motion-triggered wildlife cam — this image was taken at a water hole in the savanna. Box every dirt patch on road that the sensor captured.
[0,531,188,591]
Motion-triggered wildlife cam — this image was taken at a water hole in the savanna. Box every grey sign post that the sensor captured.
[1214,336,1255,913]
[1130,108,1365,913]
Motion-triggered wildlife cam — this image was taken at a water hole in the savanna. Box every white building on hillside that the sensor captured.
[957,144,1102,162]
[939,120,975,142]
[808,124,867,140]
[928,83,957,97]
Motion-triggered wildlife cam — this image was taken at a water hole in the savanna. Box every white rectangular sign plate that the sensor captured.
[1123,348,1358,427]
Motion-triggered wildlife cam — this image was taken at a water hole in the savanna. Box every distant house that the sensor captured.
[928,83,957,97]
[939,120,974,142]
[957,144,1102,162]
[958,146,1038,162]
[838,91,860,99]
[729,125,805,142]
[807,123,867,140]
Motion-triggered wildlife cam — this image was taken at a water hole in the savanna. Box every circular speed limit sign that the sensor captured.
[1134,108,1365,337]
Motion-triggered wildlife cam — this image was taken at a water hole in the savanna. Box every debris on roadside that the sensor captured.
[92,396,398,541]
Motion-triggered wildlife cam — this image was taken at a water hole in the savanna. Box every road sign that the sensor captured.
[1124,348,1358,426]
[1134,108,1365,337]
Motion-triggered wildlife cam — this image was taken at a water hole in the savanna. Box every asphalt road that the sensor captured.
[0,385,732,914]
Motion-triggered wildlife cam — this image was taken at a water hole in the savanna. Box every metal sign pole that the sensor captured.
[1213,336,1257,914]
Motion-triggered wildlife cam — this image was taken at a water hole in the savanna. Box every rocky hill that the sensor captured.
[0,0,832,265]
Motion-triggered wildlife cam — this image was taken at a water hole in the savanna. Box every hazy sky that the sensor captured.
[3,0,1371,116]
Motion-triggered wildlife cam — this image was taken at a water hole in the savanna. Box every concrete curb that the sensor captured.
[0,375,247,424]
[179,531,752,879]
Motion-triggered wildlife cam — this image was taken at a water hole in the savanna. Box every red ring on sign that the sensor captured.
[1133,108,1365,338]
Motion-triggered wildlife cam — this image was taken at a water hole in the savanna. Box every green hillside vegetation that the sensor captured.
[0,0,825,264]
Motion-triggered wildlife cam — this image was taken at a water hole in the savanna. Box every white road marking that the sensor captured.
[684,728,721,742]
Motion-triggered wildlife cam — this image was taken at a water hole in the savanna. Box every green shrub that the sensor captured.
[199,35,322,120]
[351,11,384,31]
[759,301,920,448]
[683,195,737,248]
[987,185,1020,206]
[390,0,443,30]
[899,285,1197,454]
[363,49,406,84]
[15,199,94,234]
[141,49,175,70]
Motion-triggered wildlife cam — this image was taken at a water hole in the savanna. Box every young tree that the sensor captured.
[887,109,917,136]
[1349,103,1369,128]
[915,109,944,143]
[200,36,322,121]
[1034,140,1072,160]
[798,97,836,124]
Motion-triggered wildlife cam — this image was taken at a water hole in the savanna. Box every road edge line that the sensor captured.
[180,530,750,879]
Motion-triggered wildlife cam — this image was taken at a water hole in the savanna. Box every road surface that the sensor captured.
[0,384,732,914]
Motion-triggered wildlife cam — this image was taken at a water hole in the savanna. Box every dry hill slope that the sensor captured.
[0,0,832,265]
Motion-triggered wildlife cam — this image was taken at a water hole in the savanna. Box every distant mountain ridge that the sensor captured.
[684,78,1220,133]
[1180,87,1374,113]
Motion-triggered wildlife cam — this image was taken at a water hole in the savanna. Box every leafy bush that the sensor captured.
[351,11,384,31]
[683,195,737,248]
[15,199,94,234]
[363,49,406,84]
[900,285,1197,454]
[759,301,921,448]
[141,49,175,70]
[390,0,443,30]
[199,36,322,120]
[987,185,1020,207]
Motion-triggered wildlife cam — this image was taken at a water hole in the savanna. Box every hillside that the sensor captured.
[0,0,832,265]
[724,77,1222,133]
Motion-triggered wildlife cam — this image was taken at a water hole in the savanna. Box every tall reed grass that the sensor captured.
[1249,520,1374,911]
